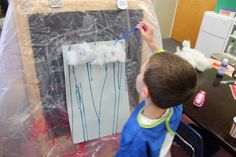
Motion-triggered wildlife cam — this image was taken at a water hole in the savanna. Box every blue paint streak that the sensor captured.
[75,86,86,141]
[72,66,86,141]
[89,64,93,82]
[78,83,89,141]
[86,63,100,137]
[115,26,138,44]
[124,63,128,91]
[112,63,117,134]
[116,62,123,132]
[98,64,108,137]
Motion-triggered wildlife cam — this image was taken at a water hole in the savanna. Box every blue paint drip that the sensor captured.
[112,63,117,134]
[75,87,86,141]
[72,66,86,141]
[124,64,128,91]
[116,62,123,132]
[78,83,89,141]
[89,64,93,82]
[98,64,108,137]
[76,87,81,110]
[86,63,100,137]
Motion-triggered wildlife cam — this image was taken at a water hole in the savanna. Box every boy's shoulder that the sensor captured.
[122,102,183,141]
[171,104,183,119]
[116,103,183,157]
[126,101,183,130]
[133,101,146,114]
[167,104,183,136]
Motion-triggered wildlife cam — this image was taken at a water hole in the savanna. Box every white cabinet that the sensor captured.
[195,11,235,57]
[196,31,226,57]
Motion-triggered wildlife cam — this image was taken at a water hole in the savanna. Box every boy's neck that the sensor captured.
[142,98,166,120]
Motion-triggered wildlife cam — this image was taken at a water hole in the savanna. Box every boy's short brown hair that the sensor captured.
[143,53,198,109]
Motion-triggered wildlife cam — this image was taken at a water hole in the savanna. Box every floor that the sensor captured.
[162,38,182,53]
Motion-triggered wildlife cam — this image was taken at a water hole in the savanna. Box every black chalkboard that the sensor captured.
[28,10,143,138]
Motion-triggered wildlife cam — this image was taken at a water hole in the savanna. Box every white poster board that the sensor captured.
[63,40,130,144]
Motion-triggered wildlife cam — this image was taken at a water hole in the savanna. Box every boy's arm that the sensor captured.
[137,21,164,53]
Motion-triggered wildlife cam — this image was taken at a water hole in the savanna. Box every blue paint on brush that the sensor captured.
[116,62,123,132]
[115,26,139,44]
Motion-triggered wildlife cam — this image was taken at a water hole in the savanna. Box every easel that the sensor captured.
[13,0,152,155]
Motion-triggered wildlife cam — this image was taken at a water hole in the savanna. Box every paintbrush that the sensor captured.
[115,23,144,44]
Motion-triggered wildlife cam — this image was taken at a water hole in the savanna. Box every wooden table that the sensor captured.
[184,68,236,156]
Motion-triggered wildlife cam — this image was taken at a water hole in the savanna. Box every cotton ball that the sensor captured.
[104,46,119,63]
[176,46,181,54]
[189,50,211,72]
[67,49,79,65]
[90,41,126,65]
[182,41,211,71]
[91,44,106,65]
[104,47,115,63]
[102,43,126,64]
[66,43,94,65]
[175,40,211,72]
[114,42,126,62]
[77,42,94,64]
[175,51,197,68]
[182,40,191,48]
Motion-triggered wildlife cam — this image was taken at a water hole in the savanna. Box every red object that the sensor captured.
[193,90,206,107]
[230,85,236,100]
[212,62,220,67]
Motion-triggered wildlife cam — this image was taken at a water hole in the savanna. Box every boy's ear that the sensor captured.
[141,86,149,98]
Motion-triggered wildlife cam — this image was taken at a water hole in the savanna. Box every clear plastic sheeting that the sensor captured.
[0,0,162,156]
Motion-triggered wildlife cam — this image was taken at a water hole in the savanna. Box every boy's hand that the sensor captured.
[137,21,160,51]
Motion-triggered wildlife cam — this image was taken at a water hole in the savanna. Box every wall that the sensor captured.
[152,0,178,38]
[215,0,236,13]
[171,0,217,47]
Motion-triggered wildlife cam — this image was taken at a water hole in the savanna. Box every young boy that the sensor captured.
[115,21,198,157]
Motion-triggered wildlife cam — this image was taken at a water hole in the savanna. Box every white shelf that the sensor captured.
[196,11,236,57]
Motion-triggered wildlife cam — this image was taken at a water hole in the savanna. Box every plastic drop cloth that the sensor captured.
[0,0,162,156]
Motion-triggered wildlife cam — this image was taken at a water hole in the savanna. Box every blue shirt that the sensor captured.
[116,101,183,157]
